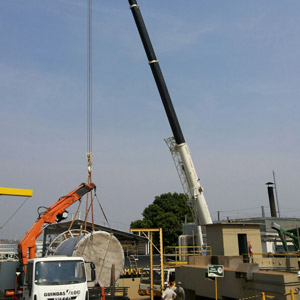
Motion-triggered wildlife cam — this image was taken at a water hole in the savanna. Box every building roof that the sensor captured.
[44,220,147,244]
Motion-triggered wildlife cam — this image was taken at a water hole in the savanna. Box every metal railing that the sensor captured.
[239,290,300,300]
[259,252,300,258]
[239,292,275,300]
[164,245,211,265]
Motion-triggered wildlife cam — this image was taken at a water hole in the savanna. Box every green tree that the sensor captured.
[130,192,193,247]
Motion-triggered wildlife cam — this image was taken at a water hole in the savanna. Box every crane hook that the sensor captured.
[86,152,93,173]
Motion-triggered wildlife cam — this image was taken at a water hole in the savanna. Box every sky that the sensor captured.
[1,0,300,240]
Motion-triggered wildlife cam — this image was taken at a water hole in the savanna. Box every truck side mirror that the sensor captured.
[90,262,95,270]
[17,272,24,286]
[91,269,96,281]
[90,262,96,281]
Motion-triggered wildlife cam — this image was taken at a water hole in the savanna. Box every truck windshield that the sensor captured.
[35,260,86,285]
[141,269,167,284]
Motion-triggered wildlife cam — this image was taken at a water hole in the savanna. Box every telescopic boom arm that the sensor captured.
[129,0,212,244]
[128,0,184,145]
[18,183,96,265]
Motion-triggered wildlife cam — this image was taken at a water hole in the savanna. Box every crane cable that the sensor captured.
[85,0,94,231]
[68,0,94,231]
[68,199,83,231]
[87,0,93,166]
[0,197,30,230]
[82,0,110,233]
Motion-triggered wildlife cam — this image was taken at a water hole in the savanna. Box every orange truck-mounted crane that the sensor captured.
[18,182,96,265]
[4,183,97,300]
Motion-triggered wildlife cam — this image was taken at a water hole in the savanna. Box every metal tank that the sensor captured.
[55,231,124,287]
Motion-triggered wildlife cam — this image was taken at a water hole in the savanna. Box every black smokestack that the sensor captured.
[266,182,277,217]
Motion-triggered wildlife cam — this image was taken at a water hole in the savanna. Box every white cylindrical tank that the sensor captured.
[56,231,124,287]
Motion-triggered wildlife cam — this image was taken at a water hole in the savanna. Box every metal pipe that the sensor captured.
[150,231,153,300]
[297,225,300,250]
[128,0,185,145]
[266,182,277,217]
[261,206,265,218]
[159,228,164,293]
[273,171,281,217]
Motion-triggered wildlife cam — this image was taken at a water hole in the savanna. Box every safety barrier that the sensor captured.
[239,290,300,300]
[256,252,300,258]
[89,287,129,300]
[285,289,297,300]
[241,251,300,265]
[239,295,262,300]
[239,292,275,300]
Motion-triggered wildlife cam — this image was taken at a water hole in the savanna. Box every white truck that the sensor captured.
[138,268,175,299]
[22,256,95,300]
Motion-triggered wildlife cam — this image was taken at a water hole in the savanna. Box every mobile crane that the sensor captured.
[128,0,213,245]
[6,183,97,300]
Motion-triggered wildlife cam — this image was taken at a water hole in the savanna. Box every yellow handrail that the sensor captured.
[164,245,211,265]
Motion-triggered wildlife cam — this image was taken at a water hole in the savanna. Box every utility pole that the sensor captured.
[273,171,280,217]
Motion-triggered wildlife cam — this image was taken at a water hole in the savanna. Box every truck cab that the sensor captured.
[138,268,176,298]
[22,256,94,300]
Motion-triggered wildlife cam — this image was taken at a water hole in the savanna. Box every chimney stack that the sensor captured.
[266,182,277,217]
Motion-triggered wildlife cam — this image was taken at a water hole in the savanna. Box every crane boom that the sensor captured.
[165,138,212,231]
[128,1,212,244]
[128,0,184,145]
[18,182,96,265]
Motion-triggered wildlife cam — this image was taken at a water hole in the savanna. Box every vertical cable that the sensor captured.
[86,0,93,230]
[87,0,93,155]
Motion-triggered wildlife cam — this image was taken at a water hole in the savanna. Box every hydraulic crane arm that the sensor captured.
[18,183,96,265]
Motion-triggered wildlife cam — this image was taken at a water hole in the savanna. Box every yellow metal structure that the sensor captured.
[215,277,218,300]
[285,290,295,300]
[131,228,164,300]
[0,187,33,197]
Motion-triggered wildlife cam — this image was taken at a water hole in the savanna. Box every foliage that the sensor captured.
[130,192,193,247]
